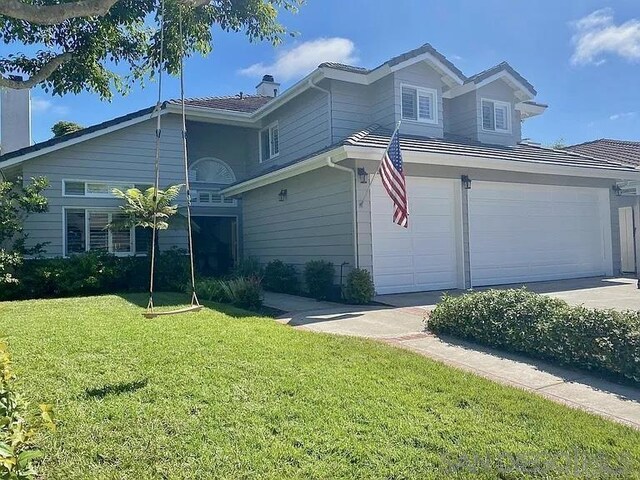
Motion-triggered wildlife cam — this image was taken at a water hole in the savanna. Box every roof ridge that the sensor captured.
[528,142,635,168]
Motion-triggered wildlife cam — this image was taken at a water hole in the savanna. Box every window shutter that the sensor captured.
[401,86,417,121]
[482,101,495,130]
[89,212,109,251]
[418,92,433,120]
[495,105,508,130]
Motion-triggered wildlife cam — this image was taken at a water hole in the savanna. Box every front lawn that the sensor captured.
[2,294,639,479]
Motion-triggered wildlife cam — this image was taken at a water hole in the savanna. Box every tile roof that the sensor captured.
[167,94,273,113]
[565,139,640,167]
[0,106,156,164]
[465,61,537,96]
[320,43,467,82]
[343,126,635,171]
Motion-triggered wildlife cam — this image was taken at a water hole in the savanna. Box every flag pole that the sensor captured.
[358,121,402,207]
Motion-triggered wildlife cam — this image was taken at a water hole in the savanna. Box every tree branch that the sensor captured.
[0,0,212,26]
[0,52,73,89]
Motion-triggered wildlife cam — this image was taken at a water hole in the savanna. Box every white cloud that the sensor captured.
[239,37,358,81]
[31,96,69,115]
[570,8,640,65]
[609,111,637,121]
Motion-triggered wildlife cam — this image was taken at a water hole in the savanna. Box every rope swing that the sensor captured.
[144,0,201,318]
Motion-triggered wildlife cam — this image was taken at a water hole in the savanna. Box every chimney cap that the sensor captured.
[262,74,275,83]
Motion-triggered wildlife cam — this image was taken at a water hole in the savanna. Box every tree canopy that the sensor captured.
[51,120,84,137]
[0,0,302,99]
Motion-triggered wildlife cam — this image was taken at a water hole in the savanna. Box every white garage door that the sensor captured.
[371,177,461,294]
[469,182,612,286]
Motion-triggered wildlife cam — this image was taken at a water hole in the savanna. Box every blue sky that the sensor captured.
[13,0,640,145]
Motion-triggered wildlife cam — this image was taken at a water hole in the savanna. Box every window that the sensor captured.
[191,188,237,206]
[63,180,134,198]
[481,99,511,133]
[188,158,236,184]
[64,209,135,256]
[260,123,279,162]
[401,85,437,123]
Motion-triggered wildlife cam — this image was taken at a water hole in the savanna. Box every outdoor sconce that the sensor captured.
[357,167,369,184]
[461,175,472,190]
[612,184,623,196]
[278,189,288,201]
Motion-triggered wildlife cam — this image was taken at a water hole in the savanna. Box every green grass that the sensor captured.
[1,294,639,479]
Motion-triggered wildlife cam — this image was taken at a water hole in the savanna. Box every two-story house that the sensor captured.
[2,43,639,294]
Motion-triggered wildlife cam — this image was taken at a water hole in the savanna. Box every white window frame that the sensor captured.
[191,188,237,207]
[480,98,512,134]
[62,179,135,198]
[400,83,438,124]
[62,207,139,257]
[259,122,280,163]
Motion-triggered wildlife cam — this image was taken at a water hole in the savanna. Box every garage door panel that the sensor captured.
[470,182,611,287]
[372,177,460,294]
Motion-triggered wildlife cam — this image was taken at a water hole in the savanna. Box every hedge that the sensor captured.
[428,288,640,385]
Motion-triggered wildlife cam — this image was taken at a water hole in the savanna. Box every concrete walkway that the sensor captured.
[263,290,640,430]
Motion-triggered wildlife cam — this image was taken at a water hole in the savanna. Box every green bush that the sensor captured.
[343,268,375,304]
[1,339,55,479]
[195,276,263,311]
[0,249,188,301]
[232,257,263,279]
[263,260,298,293]
[428,288,640,384]
[304,260,335,300]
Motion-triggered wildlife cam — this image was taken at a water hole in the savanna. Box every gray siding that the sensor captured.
[393,62,445,138]
[21,114,188,256]
[330,80,371,142]
[259,88,331,168]
[242,166,354,274]
[369,76,395,131]
[444,90,478,140]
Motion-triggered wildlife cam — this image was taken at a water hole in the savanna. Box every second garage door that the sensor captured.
[371,177,462,294]
[469,182,612,286]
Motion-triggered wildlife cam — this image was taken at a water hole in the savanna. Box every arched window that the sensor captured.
[188,157,236,184]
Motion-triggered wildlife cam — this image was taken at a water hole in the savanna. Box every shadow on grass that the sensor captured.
[116,292,284,319]
[84,379,148,399]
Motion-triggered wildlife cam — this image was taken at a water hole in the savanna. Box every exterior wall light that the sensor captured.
[278,189,288,201]
[461,175,472,190]
[612,184,623,196]
[357,167,369,184]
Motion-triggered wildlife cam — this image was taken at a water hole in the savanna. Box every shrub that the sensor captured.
[343,268,375,304]
[304,260,335,300]
[154,248,190,292]
[218,277,263,310]
[263,260,298,293]
[1,339,55,479]
[232,257,263,279]
[193,278,229,304]
[428,288,640,384]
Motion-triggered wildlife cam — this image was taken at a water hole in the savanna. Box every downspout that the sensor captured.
[326,156,359,268]
[308,79,333,145]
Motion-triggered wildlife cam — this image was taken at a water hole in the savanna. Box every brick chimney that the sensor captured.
[256,74,280,97]
[1,76,32,154]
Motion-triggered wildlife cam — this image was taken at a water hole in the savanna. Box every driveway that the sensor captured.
[376,276,640,310]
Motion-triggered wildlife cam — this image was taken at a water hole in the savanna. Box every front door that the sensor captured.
[192,216,236,277]
[619,206,636,273]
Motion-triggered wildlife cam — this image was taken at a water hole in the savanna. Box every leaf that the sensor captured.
[17,449,43,469]
[0,442,14,458]
[39,404,55,431]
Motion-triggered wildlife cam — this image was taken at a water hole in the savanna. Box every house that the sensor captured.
[566,139,640,276]
[1,43,639,294]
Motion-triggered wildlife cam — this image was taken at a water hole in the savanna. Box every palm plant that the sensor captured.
[110,185,185,254]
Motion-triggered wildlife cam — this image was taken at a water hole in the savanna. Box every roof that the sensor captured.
[465,61,537,96]
[565,139,640,167]
[320,43,467,83]
[344,126,635,171]
[166,95,272,113]
[0,105,155,164]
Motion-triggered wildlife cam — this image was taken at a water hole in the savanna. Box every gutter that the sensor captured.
[326,156,359,269]
[308,79,333,145]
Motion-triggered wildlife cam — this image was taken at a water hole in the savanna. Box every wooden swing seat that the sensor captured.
[143,304,202,319]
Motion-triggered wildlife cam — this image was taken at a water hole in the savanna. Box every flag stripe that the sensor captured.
[378,130,408,228]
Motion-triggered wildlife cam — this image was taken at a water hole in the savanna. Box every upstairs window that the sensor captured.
[401,85,437,124]
[63,180,134,198]
[481,99,511,133]
[260,122,279,162]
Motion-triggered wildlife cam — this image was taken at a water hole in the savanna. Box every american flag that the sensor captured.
[379,129,409,227]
